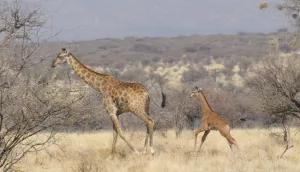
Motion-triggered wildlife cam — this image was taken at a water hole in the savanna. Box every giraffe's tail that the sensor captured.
[161,92,167,108]
[147,91,167,108]
[230,116,248,128]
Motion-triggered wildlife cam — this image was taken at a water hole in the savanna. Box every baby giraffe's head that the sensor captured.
[189,87,202,98]
[51,48,70,68]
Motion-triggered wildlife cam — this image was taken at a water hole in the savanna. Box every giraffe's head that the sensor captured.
[189,87,202,98]
[51,48,70,68]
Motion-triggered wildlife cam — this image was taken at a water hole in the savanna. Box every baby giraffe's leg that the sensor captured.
[194,131,198,151]
[197,130,210,152]
[220,124,240,150]
[227,140,233,150]
[194,127,207,151]
[228,136,239,150]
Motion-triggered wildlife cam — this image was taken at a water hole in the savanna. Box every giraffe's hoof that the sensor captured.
[150,147,156,154]
[194,149,202,154]
[134,150,141,155]
[106,154,115,160]
[142,148,149,154]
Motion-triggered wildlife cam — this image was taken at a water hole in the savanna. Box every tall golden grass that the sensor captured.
[16,128,300,172]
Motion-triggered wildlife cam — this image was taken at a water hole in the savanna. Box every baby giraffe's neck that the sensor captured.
[198,91,214,114]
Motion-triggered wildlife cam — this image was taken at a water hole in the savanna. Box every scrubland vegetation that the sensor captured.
[16,129,300,172]
[1,0,300,171]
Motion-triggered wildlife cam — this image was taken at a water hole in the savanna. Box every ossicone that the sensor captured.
[62,47,67,52]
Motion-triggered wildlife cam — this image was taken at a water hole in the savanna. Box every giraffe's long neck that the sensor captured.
[198,91,214,113]
[67,53,112,93]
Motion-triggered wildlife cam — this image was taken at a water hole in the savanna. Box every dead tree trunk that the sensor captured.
[174,106,183,139]
[278,116,293,158]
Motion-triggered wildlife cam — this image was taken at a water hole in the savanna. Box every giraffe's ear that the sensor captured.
[61,48,69,53]
[61,48,70,55]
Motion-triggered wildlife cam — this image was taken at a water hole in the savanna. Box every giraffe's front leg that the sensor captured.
[111,123,118,155]
[106,124,119,160]
[103,96,140,155]
[194,124,208,151]
[109,113,140,154]
[105,103,139,154]
[197,130,210,152]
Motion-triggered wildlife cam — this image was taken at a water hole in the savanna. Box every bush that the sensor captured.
[0,1,96,170]
[246,42,300,146]
[131,43,164,54]
[181,67,209,83]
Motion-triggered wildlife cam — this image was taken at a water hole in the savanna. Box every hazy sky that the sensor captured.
[26,0,287,41]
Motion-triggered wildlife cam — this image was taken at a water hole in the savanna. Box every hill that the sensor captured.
[36,32,294,88]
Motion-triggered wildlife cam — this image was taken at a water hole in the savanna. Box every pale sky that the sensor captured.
[25,0,287,41]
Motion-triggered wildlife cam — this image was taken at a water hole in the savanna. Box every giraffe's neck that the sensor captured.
[67,53,111,93]
[198,91,214,113]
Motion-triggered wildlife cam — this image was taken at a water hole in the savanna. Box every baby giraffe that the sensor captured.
[189,87,239,151]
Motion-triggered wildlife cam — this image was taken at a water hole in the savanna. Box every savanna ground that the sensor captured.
[16,128,300,172]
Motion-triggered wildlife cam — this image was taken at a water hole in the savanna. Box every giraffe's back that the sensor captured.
[111,82,150,114]
[207,113,229,129]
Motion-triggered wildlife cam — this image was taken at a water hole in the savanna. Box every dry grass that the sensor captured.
[16,128,300,172]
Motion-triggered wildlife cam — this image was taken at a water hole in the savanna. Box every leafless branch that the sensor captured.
[0,1,97,171]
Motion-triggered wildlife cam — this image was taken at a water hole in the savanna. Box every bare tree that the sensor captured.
[247,46,300,121]
[0,1,95,171]
[172,88,189,139]
[167,86,200,138]
[246,41,300,157]
[277,0,300,29]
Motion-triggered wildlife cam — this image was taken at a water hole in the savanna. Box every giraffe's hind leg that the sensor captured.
[132,109,155,154]
[220,125,240,150]
[227,139,233,150]
[227,136,239,150]
[143,125,150,153]
[148,118,155,154]
[143,115,155,154]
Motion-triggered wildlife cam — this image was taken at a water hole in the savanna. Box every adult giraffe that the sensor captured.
[189,87,239,151]
[51,48,166,154]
